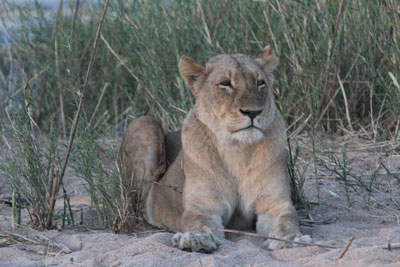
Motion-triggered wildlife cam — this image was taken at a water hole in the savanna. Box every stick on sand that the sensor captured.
[338,236,355,260]
[212,228,339,249]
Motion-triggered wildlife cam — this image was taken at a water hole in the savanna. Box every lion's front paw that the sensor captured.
[172,232,220,253]
[264,234,312,250]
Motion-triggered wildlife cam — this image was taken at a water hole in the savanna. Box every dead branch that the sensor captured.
[373,242,400,250]
[212,228,339,249]
[46,0,110,229]
[3,231,72,254]
[338,236,354,260]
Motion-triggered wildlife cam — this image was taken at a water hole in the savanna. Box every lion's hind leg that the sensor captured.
[119,116,166,204]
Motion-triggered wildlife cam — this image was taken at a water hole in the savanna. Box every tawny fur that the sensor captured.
[120,46,311,253]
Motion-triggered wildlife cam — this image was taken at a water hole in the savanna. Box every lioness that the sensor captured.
[120,46,311,253]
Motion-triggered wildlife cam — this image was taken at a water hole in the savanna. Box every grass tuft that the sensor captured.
[0,109,63,229]
[72,125,143,233]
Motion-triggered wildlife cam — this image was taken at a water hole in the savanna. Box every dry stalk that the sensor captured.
[212,228,339,249]
[317,0,347,125]
[60,0,81,138]
[391,0,400,44]
[380,161,400,182]
[4,231,72,254]
[337,73,354,132]
[51,0,64,43]
[89,82,109,126]
[45,0,110,229]
[374,242,400,250]
[330,0,347,62]
[315,52,360,128]
[100,34,139,82]
[5,231,44,246]
[338,236,354,260]
[69,0,81,39]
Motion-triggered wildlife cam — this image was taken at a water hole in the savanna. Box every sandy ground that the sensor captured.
[0,135,399,266]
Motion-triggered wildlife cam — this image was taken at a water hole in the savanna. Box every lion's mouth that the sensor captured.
[234,125,261,132]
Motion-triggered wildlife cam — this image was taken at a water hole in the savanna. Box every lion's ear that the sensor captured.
[255,45,278,74]
[179,56,204,96]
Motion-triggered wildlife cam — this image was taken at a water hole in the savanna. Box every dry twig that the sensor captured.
[50,0,63,43]
[337,73,354,132]
[60,0,81,137]
[46,0,110,229]
[338,236,354,260]
[3,231,72,254]
[100,34,139,82]
[212,228,339,249]
[373,242,400,250]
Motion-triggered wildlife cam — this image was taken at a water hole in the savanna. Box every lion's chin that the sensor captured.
[231,128,264,144]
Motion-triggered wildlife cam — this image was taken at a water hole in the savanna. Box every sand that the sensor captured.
[1,135,399,266]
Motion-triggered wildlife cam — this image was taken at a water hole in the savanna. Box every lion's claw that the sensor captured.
[172,232,220,253]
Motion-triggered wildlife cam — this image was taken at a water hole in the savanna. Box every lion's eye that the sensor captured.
[218,80,232,89]
[257,79,266,88]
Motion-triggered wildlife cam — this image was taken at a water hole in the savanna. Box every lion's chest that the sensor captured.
[220,145,272,218]
[223,169,266,230]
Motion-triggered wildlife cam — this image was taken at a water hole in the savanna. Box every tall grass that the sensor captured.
[1,0,399,135]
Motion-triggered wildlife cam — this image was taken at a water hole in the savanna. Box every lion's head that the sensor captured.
[179,46,279,144]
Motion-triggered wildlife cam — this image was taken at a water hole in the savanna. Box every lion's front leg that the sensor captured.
[256,199,311,250]
[172,146,235,253]
[172,204,224,253]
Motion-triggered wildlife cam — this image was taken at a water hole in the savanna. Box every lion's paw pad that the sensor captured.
[172,232,219,253]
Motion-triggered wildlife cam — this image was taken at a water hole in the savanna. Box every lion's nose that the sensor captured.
[239,109,263,120]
